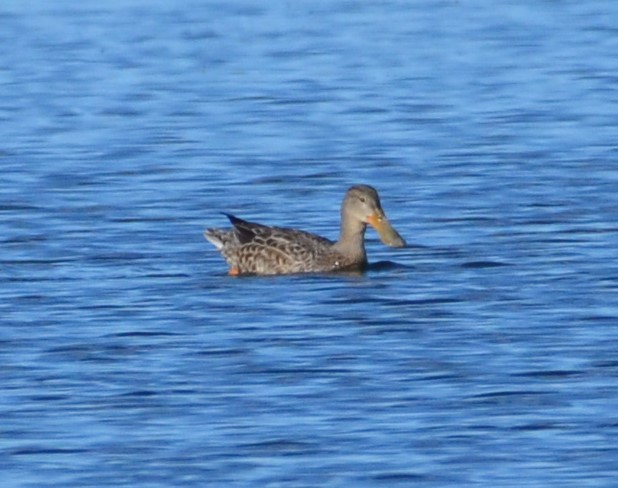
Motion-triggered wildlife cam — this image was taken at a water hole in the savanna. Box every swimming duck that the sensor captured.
[204,184,405,275]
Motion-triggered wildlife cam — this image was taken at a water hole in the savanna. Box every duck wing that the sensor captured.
[221,214,337,273]
[225,213,333,248]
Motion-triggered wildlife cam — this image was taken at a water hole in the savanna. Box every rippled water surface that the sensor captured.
[2,1,618,486]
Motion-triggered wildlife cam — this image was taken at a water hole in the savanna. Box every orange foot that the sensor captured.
[228,267,241,276]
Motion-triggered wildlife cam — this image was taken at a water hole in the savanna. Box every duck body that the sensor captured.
[204,185,405,276]
[206,214,365,275]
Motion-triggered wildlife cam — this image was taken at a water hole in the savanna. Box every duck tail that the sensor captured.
[203,229,228,250]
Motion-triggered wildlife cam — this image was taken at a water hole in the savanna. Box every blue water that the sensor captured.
[2,1,618,486]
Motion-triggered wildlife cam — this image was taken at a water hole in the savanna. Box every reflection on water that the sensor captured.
[2,0,618,486]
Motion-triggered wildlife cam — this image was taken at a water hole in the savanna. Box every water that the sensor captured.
[2,1,618,486]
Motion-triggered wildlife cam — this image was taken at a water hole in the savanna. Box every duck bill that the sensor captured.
[367,212,406,248]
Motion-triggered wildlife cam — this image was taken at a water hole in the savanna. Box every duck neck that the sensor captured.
[334,214,367,263]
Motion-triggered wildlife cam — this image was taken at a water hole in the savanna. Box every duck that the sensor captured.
[204,184,405,275]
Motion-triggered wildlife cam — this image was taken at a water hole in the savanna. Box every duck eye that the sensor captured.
[359,197,366,203]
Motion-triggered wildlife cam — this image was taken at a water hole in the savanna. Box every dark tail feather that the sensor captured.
[221,212,245,226]
[221,212,257,244]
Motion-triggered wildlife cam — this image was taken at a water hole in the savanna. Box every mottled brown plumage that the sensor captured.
[204,185,405,275]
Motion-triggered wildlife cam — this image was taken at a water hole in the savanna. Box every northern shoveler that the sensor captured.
[204,184,405,275]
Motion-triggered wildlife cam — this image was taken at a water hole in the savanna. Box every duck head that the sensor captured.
[343,185,406,248]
